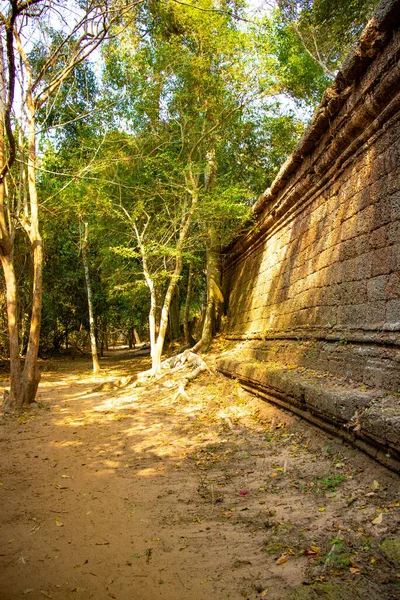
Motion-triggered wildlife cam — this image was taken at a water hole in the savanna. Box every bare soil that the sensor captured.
[0,343,399,600]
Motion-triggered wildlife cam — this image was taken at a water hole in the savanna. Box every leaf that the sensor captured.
[310,545,320,553]
[371,480,380,490]
[349,567,361,574]
[61,475,70,479]
[239,490,249,496]
[74,560,88,568]
[318,507,325,512]
[304,549,318,556]
[276,555,288,565]
[40,592,53,599]
[347,494,358,506]
[372,512,383,525]
[72,588,86,593]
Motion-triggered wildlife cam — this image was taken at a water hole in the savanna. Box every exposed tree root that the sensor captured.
[137,349,211,390]
[92,349,211,394]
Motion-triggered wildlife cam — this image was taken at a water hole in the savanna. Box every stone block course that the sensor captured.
[219,0,400,471]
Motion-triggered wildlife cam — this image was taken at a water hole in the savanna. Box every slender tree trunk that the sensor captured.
[193,227,223,352]
[128,327,134,349]
[150,193,198,374]
[0,41,22,408]
[183,261,195,346]
[167,287,180,342]
[0,250,21,407]
[105,330,109,351]
[134,328,141,345]
[82,222,100,374]
[152,264,182,373]
[19,95,42,405]
[192,149,222,353]
[148,282,157,363]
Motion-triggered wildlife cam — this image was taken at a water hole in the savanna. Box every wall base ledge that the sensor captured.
[217,357,400,473]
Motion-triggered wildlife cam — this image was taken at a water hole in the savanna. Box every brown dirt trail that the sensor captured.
[0,347,399,600]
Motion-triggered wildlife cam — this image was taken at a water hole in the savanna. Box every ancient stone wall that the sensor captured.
[218,0,400,471]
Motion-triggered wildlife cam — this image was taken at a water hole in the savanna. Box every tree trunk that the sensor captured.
[167,287,181,342]
[19,96,43,406]
[152,273,180,373]
[134,328,141,345]
[82,222,100,374]
[193,227,223,352]
[128,327,134,349]
[183,261,195,346]
[0,250,22,407]
[148,283,157,365]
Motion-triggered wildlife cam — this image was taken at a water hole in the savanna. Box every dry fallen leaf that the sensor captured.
[40,592,52,599]
[371,480,380,491]
[372,512,383,525]
[276,555,288,565]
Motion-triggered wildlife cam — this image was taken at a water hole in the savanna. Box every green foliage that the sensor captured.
[260,14,331,107]
[273,0,379,104]
[28,0,373,353]
[325,537,351,568]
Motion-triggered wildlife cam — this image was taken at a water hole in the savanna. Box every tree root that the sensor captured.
[91,349,211,394]
[137,349,211,390]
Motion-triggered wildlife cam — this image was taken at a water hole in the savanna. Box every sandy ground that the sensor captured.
[0,345,399,600]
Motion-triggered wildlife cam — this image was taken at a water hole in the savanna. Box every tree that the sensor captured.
[81,221,101,373]
[0,0,136,409]
[261,0,380,108]
[99,0,261,366]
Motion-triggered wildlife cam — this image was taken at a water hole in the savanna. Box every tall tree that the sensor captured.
[0,0,136,409]
[103,0,259,361]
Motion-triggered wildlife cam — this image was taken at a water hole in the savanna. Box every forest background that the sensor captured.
[0,0,380,409]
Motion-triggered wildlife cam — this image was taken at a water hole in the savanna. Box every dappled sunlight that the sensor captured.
[1,349,399,600]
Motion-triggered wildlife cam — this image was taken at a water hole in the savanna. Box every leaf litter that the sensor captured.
[0,346,399,599]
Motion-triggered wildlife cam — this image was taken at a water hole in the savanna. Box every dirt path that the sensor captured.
[0,348,399,600]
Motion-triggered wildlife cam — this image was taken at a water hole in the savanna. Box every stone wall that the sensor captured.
[217,0,400,471]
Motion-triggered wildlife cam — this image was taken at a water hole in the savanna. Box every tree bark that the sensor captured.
[167,287,181,342]
[0,250,21,407]
[82,222,100,374]
[19,95,43,405]
[183,260,195,346]
[192,227,223,353]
